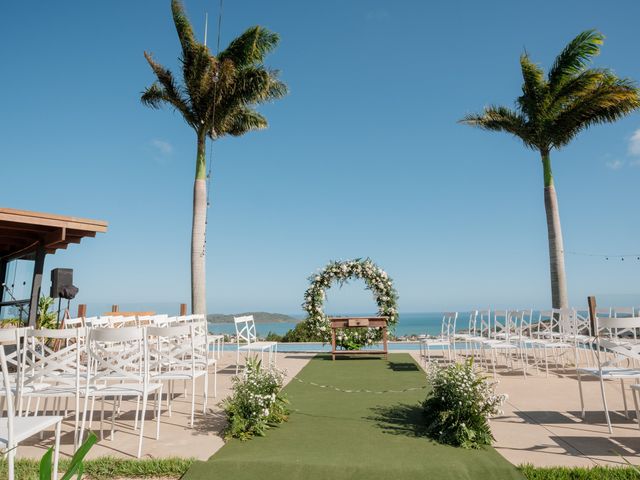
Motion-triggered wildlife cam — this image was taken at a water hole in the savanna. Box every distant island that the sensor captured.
[207,312,300,324]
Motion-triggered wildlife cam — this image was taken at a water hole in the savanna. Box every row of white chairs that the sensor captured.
[62,313,224,360]
[65,313,278,374]
[419,307,640,434]
[420,308,593,376]
[0,319,217,475]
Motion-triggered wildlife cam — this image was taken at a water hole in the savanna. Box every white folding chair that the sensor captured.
[148,323,212,426]
[62,317,84,329]
[529,309,573,376]
[454,310,478,359]
[482,310,527,379]
[1,329,63,480]
[20,328,85,448]
[186,314,222,368]
[85,317,108,328]
[420,312,457,364]
[186,314,224,361]
[171,315,190,324]
[577,314,640,433]
[0,328,27,406]
[114,316,138,328]
[79,327,163,458]
[138,314,169,327]
[234,315,277,373]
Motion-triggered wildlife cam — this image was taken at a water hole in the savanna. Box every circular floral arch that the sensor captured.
[302,258,399,348]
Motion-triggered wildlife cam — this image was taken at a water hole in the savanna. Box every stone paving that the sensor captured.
[15,349,640,468]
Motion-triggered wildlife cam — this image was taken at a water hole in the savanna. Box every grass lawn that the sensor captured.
[0,456,194,480]
[184,353,524,480]
[4,458,639,479]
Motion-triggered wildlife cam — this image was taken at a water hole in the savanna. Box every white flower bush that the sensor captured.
[302,258,399,349]
[422,360,507,449]
[222,357,289,440]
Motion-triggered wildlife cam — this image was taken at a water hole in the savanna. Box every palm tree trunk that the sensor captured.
[541,151,568,309]
[191,132,208,315]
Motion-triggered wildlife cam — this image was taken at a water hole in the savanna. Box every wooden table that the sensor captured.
[330,316,388,361]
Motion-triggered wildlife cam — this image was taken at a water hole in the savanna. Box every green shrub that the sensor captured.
[264,331,282,342]
[423,360,506,449]
[37,296,58,330]
[281,321,324,342]
[222,357,289,440]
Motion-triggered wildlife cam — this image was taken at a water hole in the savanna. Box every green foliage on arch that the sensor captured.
[302,258,399,349]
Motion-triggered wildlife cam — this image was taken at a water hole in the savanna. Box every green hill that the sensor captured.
[207,312,300,324]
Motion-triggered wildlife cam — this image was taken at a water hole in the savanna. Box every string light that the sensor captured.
[563,250,640,261]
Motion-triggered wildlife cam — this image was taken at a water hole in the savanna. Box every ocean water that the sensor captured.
[78,304,464,337]
[208,312,460,337]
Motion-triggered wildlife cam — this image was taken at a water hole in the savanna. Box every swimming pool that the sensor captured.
[218,342,457,352]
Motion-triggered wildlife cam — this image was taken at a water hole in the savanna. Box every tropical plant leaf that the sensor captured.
[61,432,98,480]
[548,30,603,88]
[39,447,53,480]
[218,26,280,68]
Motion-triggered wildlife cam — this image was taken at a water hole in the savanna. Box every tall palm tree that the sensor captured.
[461,30,639,309]
[141,0,287,314]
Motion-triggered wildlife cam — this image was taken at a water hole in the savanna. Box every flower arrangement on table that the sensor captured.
[302,258,399,350]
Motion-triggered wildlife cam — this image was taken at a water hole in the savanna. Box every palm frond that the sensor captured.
[550,77,640,148]
[224,107,268,136]
[517,54,547,121]
[141,83,196,128]
[171,0,197,59]
[548,30,603,88]
[142,51,195,125]
[460,106,536,149]
[218,26,280,68]
[232,67,288,105]
[141,83,167,109]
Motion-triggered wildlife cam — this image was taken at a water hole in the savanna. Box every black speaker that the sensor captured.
[50,268,73,299]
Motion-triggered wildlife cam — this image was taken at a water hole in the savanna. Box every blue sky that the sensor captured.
[2,0,640,314]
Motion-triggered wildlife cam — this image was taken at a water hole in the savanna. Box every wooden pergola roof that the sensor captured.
[0,208,108,260]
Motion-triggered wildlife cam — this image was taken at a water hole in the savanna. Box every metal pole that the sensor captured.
[28,245,46,327]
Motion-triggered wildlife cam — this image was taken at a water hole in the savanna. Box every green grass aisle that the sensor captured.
[184,354,524,480]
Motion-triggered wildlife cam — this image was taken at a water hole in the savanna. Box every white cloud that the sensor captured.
[629,129,640,156]
[150,139,173,156]
[605,159,625,170]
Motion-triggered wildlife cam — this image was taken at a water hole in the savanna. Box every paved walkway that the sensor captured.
[409,351,640,467]
[16,351,312,460]
[15,349,640,468]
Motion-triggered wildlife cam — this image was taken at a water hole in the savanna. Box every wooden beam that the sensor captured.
[0,238,30,247]
[1,240,40,261]
[0,222,56,233]
[44,227,65,247]
[66,229,96,238]
[0,209,108,233]
[0,232,41,241]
